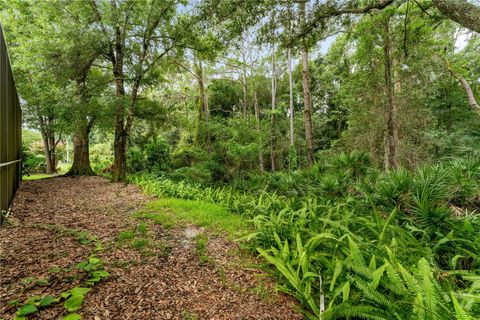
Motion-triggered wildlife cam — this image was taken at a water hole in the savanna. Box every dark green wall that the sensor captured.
[0,23,21,224]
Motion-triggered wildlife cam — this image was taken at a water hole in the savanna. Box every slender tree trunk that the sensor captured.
[242,71,248,118]
[195,58,208,146]
[253,88,264,173]
[41,134,54,174]
[300,2,314,166]
[288,47,295,147]
[270,42,277,172]
[67,123,94,176]
[383,19,398,170]
[48,134,57,170]
[38,116,56,174]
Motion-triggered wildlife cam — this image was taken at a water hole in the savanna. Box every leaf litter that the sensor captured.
[0,177,301,319]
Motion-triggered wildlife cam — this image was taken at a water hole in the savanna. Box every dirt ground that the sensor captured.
[0,176,302,320]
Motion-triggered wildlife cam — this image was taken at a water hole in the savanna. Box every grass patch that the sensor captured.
[181,310,199,320]
[23,173,59,181]
[138,198,251,239]
[136,222,149,236]
[194,233,210,265]
[117,230,135,241]
[130,238,149,250]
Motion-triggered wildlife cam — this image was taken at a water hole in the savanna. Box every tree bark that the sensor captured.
[288,47,295,147]
[110,4,127,182]
[41,133,55,174]
[67,55,97,176]
[383,19,398,170]
[242,71,248,118]
[270,41,277,172]
[253,88,264,173]
[112,60,127,182]
[38,115,57,174]
[194,58,209,146]
[300,2,315,167]
[67,123,94,176]
[432,0,480,33]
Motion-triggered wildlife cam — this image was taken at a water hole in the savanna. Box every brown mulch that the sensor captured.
[0,176,302,320]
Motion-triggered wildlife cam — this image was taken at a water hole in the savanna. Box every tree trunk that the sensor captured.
[112,67,127,182]
[270,42,277,172]
[253,88,264,173]
[288,47,295,147]
[67,124,94,176]
[48,134,57,170]
[383,19,398,170]
[41,134,55,174]
[442,57,480,115]
[38,116,56,174]
[300,2,315,167]
[113,129,127,181]
[242,71,248,118]
[195,58,208,146]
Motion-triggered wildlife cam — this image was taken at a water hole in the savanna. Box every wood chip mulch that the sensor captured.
[0,176,302,320]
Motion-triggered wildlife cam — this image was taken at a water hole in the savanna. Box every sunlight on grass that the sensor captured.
[23,173,59,181]
[57,163,71,174]
[137,198,251,239]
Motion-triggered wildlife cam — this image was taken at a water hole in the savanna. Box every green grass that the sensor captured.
[117,230,135,241]
[194,233,210,265]
[130,238,149,250]
[23,162,71,180]
[23,173,59,180]
[136,198,251,239]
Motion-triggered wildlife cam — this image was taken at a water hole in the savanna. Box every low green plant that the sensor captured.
[12,256,109,320]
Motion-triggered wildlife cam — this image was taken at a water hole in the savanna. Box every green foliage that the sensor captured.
[90,142,113,173]
[12,255,108,320]
[127,139,170,174]
[132,153,480,318]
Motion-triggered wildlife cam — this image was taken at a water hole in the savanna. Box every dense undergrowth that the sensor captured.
[131,152,480,319]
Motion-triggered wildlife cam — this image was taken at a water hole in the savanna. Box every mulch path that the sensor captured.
[0,176,302,320]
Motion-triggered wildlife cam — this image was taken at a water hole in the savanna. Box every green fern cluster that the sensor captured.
[131,153,480,319]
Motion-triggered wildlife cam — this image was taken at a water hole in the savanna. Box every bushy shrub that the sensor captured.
[127,139,170,173]
[91,143,113,173]
[169,165,213,184]
[22,131,46,174]
[170,145,208,168]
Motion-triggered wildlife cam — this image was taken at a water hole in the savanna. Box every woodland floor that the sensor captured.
[0,177,301,320]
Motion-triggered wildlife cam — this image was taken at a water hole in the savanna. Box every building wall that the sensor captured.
[0,23,21,224]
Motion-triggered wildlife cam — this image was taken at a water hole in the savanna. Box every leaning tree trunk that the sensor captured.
[432,0,480,34]
[442,57,480,115]
[300,2,315,167]
[383,19,398,170]
[67,124,94,176]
